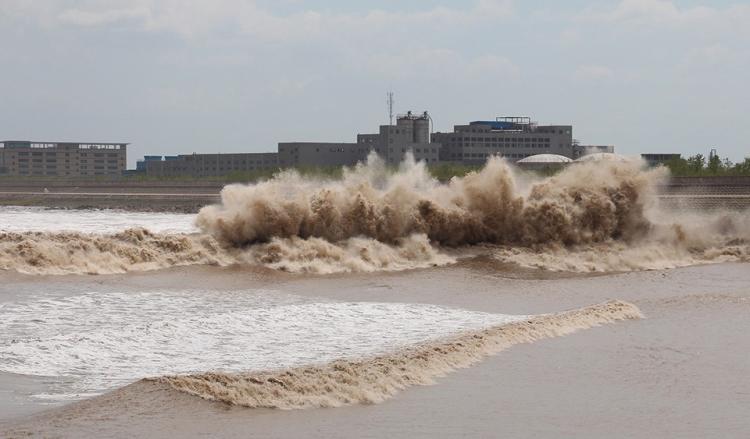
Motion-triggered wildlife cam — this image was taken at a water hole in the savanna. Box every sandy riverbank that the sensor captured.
[1,262,748,438]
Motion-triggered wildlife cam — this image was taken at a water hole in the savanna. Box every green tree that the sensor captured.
[707,153,723,174]
[686,154,705,174]
[665,157,689,176]
[734,158,750,175]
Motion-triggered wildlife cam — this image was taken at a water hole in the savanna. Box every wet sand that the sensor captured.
[1,262,748,438]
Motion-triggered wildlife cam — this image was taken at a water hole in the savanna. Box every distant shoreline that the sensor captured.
[0,175,748,213]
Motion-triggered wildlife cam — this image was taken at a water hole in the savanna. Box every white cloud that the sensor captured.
[1,0,514,40]
[467,55,520,79]
[686,44,733,66]
[58,7,149,26]
[559,28,581,45]
[578,0,750,33]
[574,64,614,81]
[363,49,519,82]
[580,0,713,25]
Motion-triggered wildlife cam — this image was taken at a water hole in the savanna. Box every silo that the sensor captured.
[396,115,414,141]
[413,114,430,144]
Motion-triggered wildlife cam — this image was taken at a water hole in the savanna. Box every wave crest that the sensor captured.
[2,156,748,275]
[157,300,643,409]
[0,229,449,275]
[197,156,664,247]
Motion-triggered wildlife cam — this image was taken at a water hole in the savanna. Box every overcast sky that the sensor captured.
[1,0,748,167]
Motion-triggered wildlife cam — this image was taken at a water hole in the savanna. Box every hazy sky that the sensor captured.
[1,0,748,167]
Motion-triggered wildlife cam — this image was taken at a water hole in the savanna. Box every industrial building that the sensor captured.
[136,112,613,178]
[278,111,439,168]
[432,117,575,164]
[358,111,440,165]
[277,143,368,168]
[0,141,127,177]
[139,152,278,177]
[641,153,681,167]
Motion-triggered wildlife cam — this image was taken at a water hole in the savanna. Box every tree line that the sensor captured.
[665,154,750,177]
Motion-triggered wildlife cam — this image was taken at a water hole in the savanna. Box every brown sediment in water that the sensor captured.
[156,300,642,410]
[197,155,663,247]
[0,229,450,275]
[1,156,748,276]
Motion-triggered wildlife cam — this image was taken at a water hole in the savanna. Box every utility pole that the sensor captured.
[387,92,394,126]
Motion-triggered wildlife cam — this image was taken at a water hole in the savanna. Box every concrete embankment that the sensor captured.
[0,176,748,212]
[658,176,750,210]
[0,180,222,212]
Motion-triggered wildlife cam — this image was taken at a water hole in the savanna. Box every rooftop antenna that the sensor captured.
[387,91,394,126]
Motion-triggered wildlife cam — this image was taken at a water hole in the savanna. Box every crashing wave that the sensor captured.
[1,155,748,275]
[0,229,449,275]
[197,155,662,246]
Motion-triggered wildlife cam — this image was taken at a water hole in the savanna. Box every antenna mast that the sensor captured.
[387,91,394,126]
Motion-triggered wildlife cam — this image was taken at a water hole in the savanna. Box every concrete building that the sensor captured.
[277,143,368,168]
[641,153,680,167]
[432,117,574,164]
[136,113,612,178]
[280,111,440,168]
[142,152,278,177]
[359,111,440,165]
[136,155,164,172]
[0,140,127,177]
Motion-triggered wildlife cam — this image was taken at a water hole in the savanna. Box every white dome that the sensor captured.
[574,152,629,163]
[517,154,573,164]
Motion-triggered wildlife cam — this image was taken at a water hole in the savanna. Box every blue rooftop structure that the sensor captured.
[470,121,516,130]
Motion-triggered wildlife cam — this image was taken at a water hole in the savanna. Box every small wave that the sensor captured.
[0,229,450,275]
[490,239,750,273]
[156,300,642,409]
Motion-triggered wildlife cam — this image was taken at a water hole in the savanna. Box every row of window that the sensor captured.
[387,147,438,155]
[158,166,271,174]
[456,143,552,149]
[455,153,533,159]
[17,170,118,175]
[180,160,274,165]
[456,128,568,135]
[13,151,122,157]
[448,137,551,143]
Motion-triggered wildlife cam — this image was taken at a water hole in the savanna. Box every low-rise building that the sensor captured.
[360,111,440,165]
[142,152,278,177]
[136,113,615,177]
[0,140,127,177]
[279,111,440,168]
[641,153,681,167]
[277,143,368,168]
[432,117,574,164]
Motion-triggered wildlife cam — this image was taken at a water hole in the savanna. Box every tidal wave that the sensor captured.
[0,155,747,275]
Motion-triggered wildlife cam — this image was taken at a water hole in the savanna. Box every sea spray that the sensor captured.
[197,155,663,246]
[0,156,748,275]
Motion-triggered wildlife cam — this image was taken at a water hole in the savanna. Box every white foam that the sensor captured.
[0,206,197,234]
[0,289,526,401]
